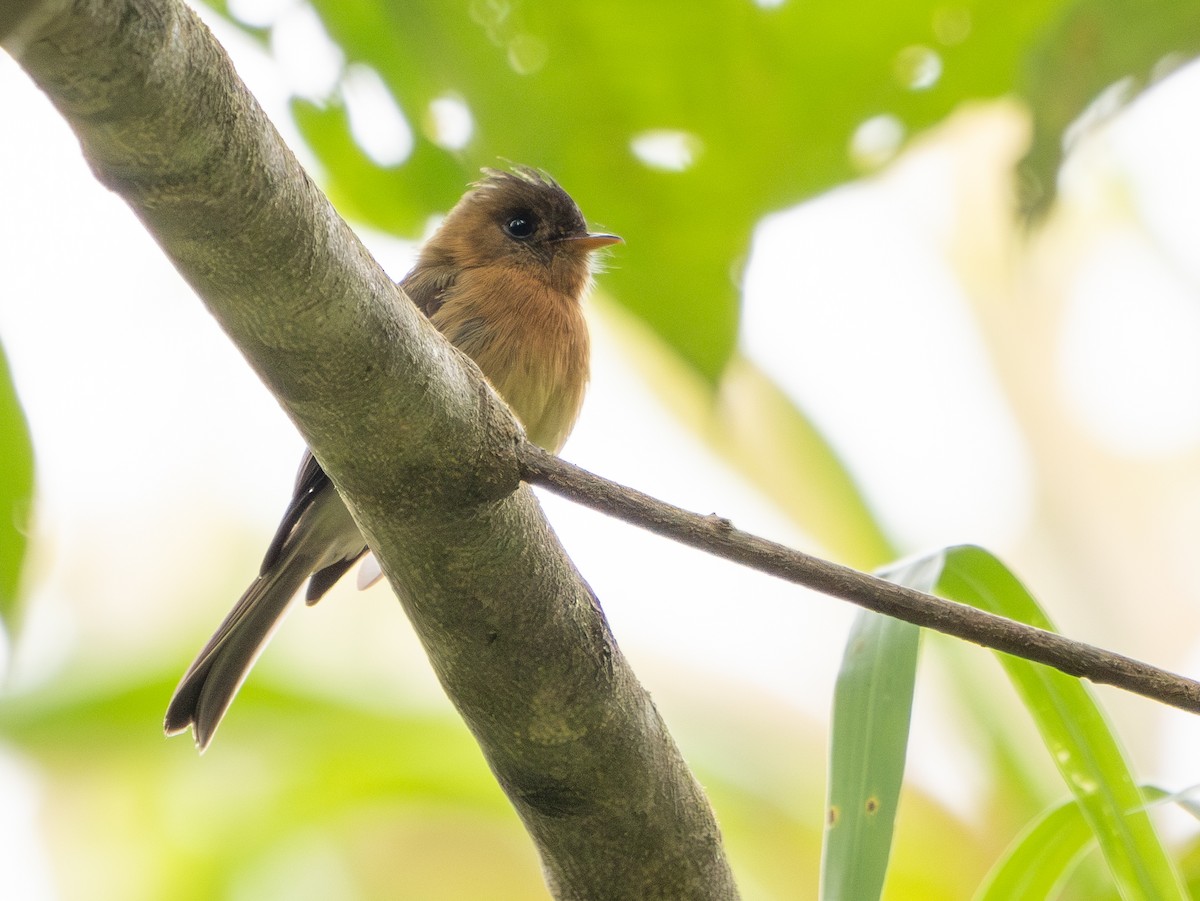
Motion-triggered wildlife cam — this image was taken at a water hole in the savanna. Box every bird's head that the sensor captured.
[423,167,620,299]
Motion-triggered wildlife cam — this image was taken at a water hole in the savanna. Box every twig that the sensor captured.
[518,442,1200,716]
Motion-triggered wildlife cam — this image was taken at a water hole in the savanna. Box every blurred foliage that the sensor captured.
[0,337,33,633]
[0,665,983,900]
[0,673,549,899]
[977,795,1104,900]
[976,787,1187,900]
[1018,0,1200,217]
[213,0,1199,383]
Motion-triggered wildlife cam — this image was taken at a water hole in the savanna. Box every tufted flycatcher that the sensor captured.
[164,168,619,750]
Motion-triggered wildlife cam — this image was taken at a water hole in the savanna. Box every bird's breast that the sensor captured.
[430,269,590,453]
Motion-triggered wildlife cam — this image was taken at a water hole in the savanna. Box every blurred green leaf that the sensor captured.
[1018,0,1200,217]
[1178,833,1200,901]
[0,667,831,900]
[976,787,1180,901]
[1142,784,1200,822]
[292,98,466,234]
[821,554,929,901]
[976,795,1100,900]
[934,545,1187,901]
[0,337,34,633]
[216,0,1200,381]
[0,671,549,900]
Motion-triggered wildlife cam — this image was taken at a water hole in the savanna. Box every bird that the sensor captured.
[164,167,620,751]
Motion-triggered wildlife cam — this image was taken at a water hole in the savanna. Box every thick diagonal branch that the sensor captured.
[1,1,737,897]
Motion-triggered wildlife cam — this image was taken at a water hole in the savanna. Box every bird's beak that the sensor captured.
[562,233,622,252]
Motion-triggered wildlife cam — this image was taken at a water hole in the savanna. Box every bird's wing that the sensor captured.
[400,263,459,318]
[259,450,330,574]
[255,263,453,587]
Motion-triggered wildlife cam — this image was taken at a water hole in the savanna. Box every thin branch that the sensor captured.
[518,442,1200,716]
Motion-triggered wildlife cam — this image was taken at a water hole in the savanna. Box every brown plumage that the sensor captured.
[164,168,618,750]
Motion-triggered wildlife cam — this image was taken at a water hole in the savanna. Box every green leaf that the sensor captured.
[976,795,1101,900]
[934,545,1187,901]
[0,672,548,900]
[1142,784,1200,823]
[0,337,34,632]
[218,0,1200,381]
[1018,0,1200,218]
[821,556,928,901]
[976,787,1180,900]
[291,98,467,235]
[0,667,823,899]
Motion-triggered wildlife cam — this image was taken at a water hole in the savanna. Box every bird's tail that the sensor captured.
[164,559,310,751]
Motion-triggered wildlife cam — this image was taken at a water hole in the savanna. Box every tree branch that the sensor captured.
[2,1,738,897]
[518,443,1200,716]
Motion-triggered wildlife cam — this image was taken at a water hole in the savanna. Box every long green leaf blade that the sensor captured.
[821,556,929,901]
[0,337,34,632]
[976,796,1098,901]
[936,545,1185,901]
[977,787,1179,900]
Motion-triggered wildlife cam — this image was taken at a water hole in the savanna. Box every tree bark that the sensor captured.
[0,1,738,897]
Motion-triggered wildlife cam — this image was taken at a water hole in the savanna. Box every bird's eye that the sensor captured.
[503,214,537,239]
